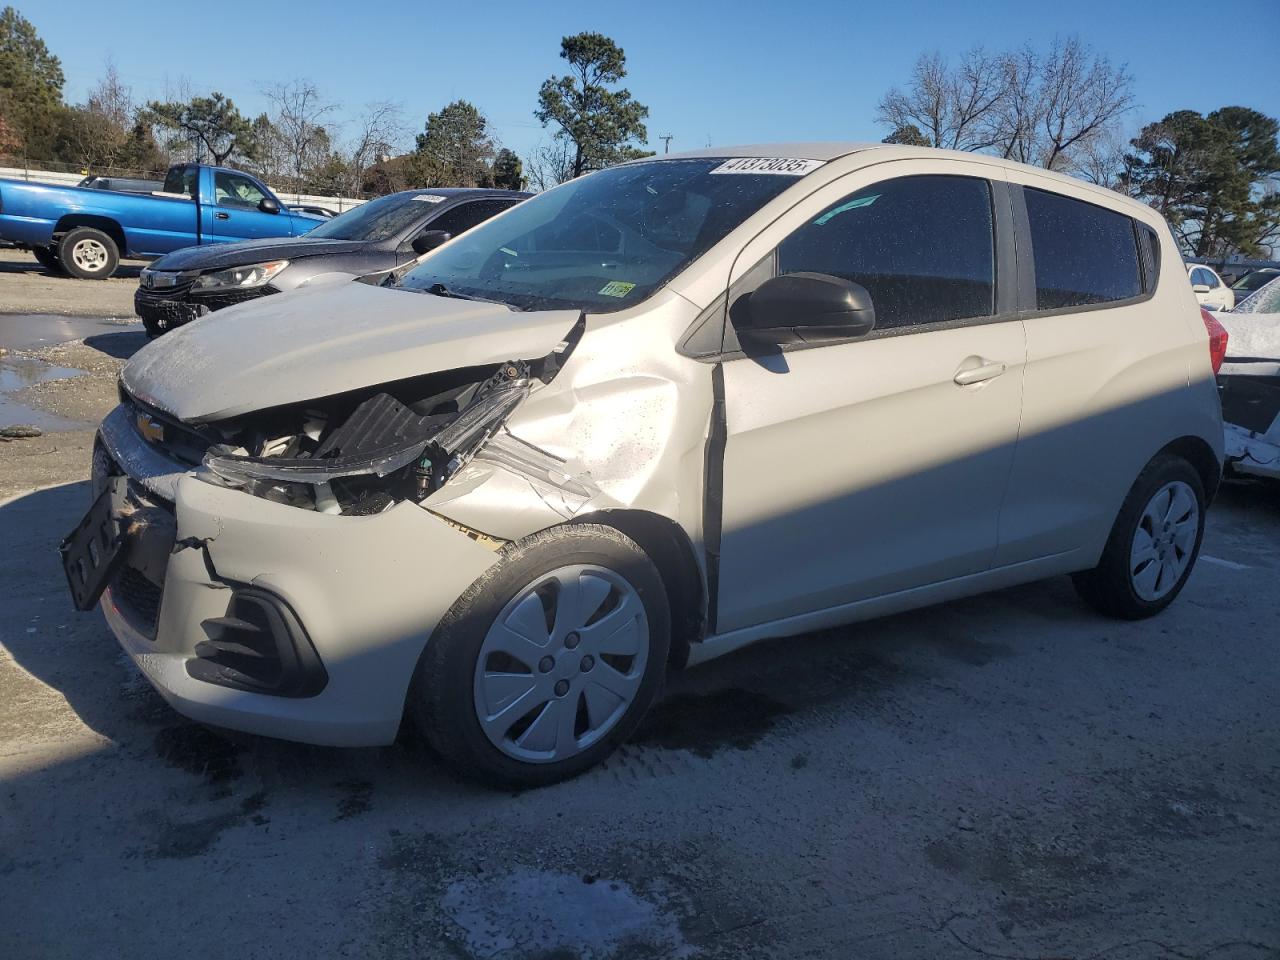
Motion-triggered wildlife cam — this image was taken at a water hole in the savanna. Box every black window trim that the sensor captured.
[1008,183,1157,320]
[678,173,1019,362]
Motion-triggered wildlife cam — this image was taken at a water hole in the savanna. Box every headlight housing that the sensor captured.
[192,260,289,291]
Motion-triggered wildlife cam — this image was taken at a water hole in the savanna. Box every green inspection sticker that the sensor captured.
[598,281,636,298]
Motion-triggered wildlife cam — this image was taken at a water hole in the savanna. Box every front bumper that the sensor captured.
[94,407,501,746]
[134,285,276,334]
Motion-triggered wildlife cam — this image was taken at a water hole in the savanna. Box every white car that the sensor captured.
[1187,263,1234,311]
[63,143,1225,787]
[1216,275,1280,481]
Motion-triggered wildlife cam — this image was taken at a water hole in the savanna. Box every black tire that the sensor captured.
[31,246,62,273]
[410,523,670,789]
[57,226,119,279]
[1072,454,1207,620]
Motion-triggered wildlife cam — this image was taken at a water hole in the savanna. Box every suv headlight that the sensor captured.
[192,260,289,291]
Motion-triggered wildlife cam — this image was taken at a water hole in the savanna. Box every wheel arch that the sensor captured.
[570,509,706,669]
[1157,435,1222,505]
[54,215,127,255]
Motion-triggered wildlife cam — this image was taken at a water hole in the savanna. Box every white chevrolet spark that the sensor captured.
[63,144,1225,787]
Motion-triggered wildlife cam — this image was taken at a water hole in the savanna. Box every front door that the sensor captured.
[209,171,285,243]
[713,170,1027,633]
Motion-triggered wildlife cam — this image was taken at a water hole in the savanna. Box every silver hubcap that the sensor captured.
[71,239,108,272]
[1130,480,1199,601]
[473,564,649,763]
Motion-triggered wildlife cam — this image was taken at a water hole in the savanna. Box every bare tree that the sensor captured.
[876,48,1007,152]
[347,100,404,194]
[1074,132,1133,191]
[877,37,1135,174]
[262,79,336,195]
[1038,37,1134,171]
[86,58,132,130]
[525,138,574,192]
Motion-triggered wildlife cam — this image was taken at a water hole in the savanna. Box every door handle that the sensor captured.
[953,359,1007,386]
[215,211,230,220]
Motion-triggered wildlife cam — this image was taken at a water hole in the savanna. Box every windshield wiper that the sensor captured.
[421,282,520,310]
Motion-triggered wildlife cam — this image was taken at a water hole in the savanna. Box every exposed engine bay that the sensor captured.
[146,342,575,517]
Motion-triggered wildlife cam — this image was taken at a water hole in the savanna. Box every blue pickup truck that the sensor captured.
[0,163,324,279]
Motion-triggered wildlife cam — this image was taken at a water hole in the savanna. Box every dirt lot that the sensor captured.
[0,248,141,317]
[0,305,1278,959]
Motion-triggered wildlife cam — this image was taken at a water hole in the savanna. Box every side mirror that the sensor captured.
[1191,283,1210,294]
[412,230,452,255]
[739,272,876,345]
[258,196,281,214]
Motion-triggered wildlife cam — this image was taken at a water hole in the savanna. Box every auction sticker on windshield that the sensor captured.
[413,195,447,203]
[709,157,825,176]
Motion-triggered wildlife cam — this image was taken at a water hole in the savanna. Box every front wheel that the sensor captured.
[58,227,119,279]
[410,524,670,789]
[31,246,62,273]
[1072,455,1206,620]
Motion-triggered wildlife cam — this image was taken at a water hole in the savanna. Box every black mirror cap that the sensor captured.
[258,196,281,214]
[743,272,876,345]
[412,230,452,255]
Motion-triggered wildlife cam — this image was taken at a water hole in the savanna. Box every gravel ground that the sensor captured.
[0,314,144,499]
[0,308,1277,959]
[0,249,141,317]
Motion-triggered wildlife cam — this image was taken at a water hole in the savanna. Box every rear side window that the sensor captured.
[1025,188,1141,310]
[777,175,995,330]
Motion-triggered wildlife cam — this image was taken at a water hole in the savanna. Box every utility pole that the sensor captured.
[660,134,673,154]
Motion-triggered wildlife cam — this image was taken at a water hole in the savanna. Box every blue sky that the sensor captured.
[26,0,1280,161]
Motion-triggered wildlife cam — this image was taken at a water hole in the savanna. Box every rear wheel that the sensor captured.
[410,524,669,789]
[58,227,119,279]
[1072,455,1206,619]
[31,246,62,273]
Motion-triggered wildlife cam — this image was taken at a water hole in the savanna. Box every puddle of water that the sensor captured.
[0,356,86,393]
[440,866,691,960]
[0,356,88,431]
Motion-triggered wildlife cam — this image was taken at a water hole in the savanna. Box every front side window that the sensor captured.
[215,172,267,209]
[776,175,995,330]
[424,199,521,239]
[399,159,799,312]
[1025,188,1141,310]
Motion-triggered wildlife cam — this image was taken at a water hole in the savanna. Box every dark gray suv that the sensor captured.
[134,188,529,336]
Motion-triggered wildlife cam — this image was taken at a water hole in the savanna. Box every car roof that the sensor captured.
[639,142,1156,220]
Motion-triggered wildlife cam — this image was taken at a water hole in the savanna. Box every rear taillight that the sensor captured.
[1200,308,1229,375]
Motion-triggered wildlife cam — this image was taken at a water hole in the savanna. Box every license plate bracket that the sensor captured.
[60,476,128,611]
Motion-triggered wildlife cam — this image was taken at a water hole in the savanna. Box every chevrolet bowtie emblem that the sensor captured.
[135,413,164,443]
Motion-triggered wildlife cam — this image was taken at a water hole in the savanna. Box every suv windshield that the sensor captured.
[308,192,440,242]
[399,159,799,311]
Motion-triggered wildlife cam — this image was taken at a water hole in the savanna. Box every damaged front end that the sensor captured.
[188,356,557,517]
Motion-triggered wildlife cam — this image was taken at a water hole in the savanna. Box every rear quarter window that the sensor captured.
[1024,187,1142,310]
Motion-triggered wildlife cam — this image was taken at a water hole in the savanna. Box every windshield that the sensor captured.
[398,159,800,311]
[1232,270,1280,293]
[308,192,439,242]
[1235,275,1280,314]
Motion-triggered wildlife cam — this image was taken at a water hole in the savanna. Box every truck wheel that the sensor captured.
[32,246,63,273]
[58,227,119,280]
[1072,455,1206,620]
[409,524,670,789]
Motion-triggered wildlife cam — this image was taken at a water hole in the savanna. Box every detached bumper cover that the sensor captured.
[101,469,501,746]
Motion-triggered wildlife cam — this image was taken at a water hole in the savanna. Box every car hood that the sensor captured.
[122,282,581,422]
[151,236,372,272]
